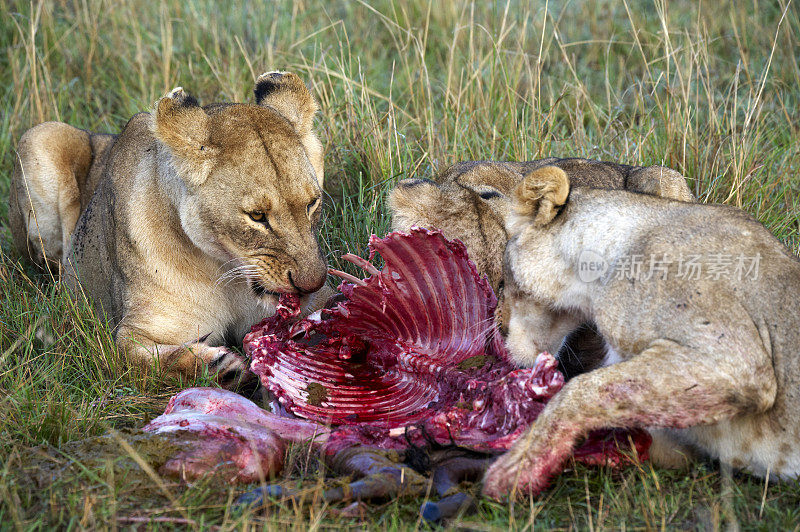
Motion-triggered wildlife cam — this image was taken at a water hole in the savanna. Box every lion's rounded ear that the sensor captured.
[628,165,694,202]
[513,166,570,226]
[152,87,213,186]
[387,178,442,231]
[254,71,319,134]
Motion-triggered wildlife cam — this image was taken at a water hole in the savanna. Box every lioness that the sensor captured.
[481,166,800,499]
[9,72,330,386]
[389,158,693,375]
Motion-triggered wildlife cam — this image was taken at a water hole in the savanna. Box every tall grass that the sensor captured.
[1,0,799,528]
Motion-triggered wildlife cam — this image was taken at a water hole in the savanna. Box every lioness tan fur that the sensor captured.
[388,158,693,375]
[482,166,800,499]
[8,72,330,385]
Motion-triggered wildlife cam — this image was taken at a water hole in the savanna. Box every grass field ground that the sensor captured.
[1,0,799,529]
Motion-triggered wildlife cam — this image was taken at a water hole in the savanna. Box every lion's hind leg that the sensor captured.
[8,122,93,269]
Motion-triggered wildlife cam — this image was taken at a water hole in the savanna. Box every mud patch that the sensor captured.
[456,355,495,371]
[16,429,187,490]
[305,383,329,406]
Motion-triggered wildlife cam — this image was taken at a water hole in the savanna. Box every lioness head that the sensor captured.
[389,160,692,295]
[500,166,573,362]
[151,72,328,298]
[388,163,521,292]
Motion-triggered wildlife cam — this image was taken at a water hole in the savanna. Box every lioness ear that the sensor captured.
[627,165,694,202]
[152,87,213,186]
[387,178,442,231]
[254,71,319,135]
[513,166,570,226]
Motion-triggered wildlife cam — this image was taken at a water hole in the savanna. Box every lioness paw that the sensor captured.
[207,347,255,389]
[482,448,560,501]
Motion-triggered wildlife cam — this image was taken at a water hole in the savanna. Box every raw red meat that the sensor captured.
[145,387,329,444]
[143,388,326,482]
[245,229,650,461]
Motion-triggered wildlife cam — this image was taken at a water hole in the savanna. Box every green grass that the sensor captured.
[1,0,799,529]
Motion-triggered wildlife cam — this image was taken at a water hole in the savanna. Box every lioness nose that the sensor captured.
[287,261,327,294]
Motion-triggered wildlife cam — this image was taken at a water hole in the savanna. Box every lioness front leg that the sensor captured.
[482,337,776,499]
[117,329,252,388]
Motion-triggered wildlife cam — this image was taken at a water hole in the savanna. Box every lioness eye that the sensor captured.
[307,198,320,214]
[248,211,268,226]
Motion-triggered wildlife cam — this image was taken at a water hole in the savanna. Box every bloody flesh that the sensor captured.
[246,228,508,428]
[145,229,649,488]
[245,228,651,459]
[143,388,289,482]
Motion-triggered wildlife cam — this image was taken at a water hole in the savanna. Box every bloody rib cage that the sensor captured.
[245,228,650,459]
